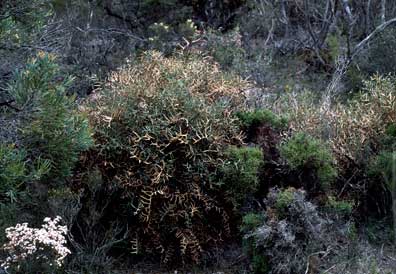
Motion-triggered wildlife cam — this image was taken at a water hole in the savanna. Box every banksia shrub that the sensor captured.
[9,53,92,182]
[86,51,247,264]
[0,144,49,203]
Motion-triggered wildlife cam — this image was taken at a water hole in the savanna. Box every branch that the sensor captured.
[0,100,20,111]
[352,17,396,60]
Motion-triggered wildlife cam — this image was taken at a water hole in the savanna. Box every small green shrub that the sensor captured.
[385,124,396,138]
[0,0,52,47]
[237,109,288,130]
[369,151,396,190]
[326,195,354,216]
[275,187,295,215]
[241,212,269,274]
[251,252,270,274]
[10,53,92,183]
[279,132,337,188]
[0,145,27,202]
[222,146,263,207]
[241,213,264,233]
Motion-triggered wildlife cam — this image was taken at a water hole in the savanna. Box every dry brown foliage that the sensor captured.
[274,75,396,170]
[82,51,250,265]
[106,51,251,106]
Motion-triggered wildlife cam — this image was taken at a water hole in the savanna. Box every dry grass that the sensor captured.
[271,75,396,170]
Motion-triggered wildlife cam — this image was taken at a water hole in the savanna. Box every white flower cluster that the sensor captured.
[1,216,71,270]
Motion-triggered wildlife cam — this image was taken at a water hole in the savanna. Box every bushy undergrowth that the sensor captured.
[279,132,337,190]
[221,146,263,208]
[83,51,250,264]
[242,188,352,274]
[237,109,288,131]
[278,76,396,170]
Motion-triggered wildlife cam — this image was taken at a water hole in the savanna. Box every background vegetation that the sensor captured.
[1,0,396,273]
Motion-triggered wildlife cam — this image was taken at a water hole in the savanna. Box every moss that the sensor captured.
[279,132,337,188]
[237,109,288,130]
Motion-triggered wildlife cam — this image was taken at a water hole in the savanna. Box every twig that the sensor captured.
[0,100,20,111]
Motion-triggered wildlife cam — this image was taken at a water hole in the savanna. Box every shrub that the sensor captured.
[368,151,396,239]
[0,0,52,48]
[275,187,295,215]
[277,76,396,171]
[279,132,337,189]
[105,51,250,107]
[241,213,264,233]
[0,144,49,203]
[85,51,248,264]
[237,109,288,130]
[241,212,269,274]
[325,195,354,217]
[242,187,351,274]
[1,216,70,273]
[204,28,246,70]
[221,146,263,208]
[9,53,92,183]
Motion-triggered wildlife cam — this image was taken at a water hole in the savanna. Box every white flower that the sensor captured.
[1,217,71,270]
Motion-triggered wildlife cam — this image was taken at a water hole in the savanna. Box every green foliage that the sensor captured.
[369,151,396,191]
[251,252,270,274]
[0,0,52,47]
[0,145,27,202]
[385,124,396,138]
[0,144,49,203]
[326,34,340,64]
[204,29,246,70]
[222,146,263,207]
[279,132,337,187]
[241,212,269,274]
[237,109,288,130]
[10,53,93,182]
[241,213,264,233]
[326,195,354,216]
[275,187,295,214]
